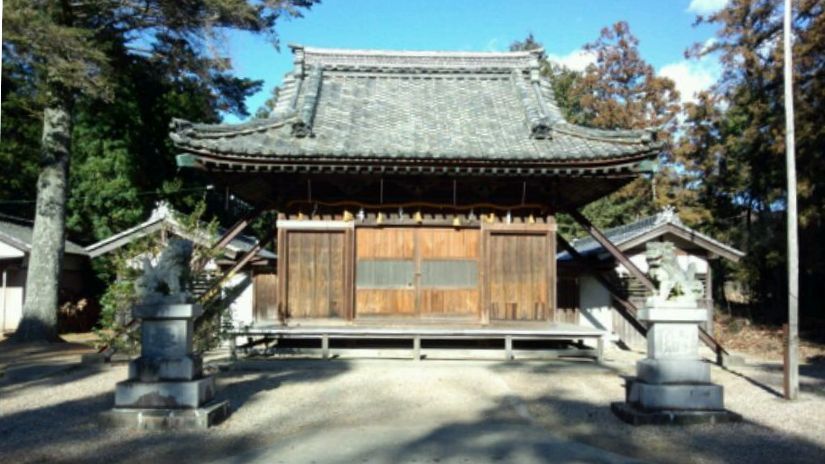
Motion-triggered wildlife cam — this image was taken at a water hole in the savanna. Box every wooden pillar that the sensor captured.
[413,336,421,361]
[596,335,605,364]
[705,260,714,334]
[321,334,330,359]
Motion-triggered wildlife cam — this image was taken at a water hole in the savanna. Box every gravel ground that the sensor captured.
[0,345,823,463]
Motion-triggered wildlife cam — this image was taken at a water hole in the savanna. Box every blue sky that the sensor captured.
[223,0,728,122]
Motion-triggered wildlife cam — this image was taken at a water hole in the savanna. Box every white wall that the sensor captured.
[1,269,26,332]
[224,272,255,326]
[0,242,25,259]
[577,275,614,345]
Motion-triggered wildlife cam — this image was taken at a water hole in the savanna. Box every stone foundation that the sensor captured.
[613,302,739,425]
[110,303,228,429]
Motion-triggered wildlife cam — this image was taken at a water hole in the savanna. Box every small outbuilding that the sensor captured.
[557,208,745,346]
[0,217,91,332]
[85,204,277,325]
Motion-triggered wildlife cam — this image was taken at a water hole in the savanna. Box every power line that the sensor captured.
[0,185,215,205]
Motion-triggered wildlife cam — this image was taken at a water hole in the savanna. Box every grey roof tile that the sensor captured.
[171,46,661,165]
[0,218,87,256]
[559,209,744,262]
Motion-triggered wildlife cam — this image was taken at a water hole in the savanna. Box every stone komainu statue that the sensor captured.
[645,241,704,305]
[134,239,194,305]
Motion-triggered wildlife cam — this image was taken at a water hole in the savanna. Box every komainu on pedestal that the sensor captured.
[612,241,741,425]
[104,240,229,429]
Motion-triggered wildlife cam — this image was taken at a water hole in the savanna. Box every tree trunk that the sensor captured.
[12,93,73,343]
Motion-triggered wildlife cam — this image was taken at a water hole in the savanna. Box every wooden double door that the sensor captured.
[280,223,555,323]
[355,227,480,318]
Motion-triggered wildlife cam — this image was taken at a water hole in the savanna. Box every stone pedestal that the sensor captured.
[108,303,228,429]
[612,302,739,425]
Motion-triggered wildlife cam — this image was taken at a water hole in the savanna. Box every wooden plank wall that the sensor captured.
[253,272,279,320]
[486,232,549,321]
[276,218,557,325]
[418,228,480,317]
[284,230,347,318]
[355,227,417,315]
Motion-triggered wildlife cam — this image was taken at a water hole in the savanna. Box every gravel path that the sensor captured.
[0,346,823,463]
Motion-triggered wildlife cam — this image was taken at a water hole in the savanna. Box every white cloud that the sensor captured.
[546,49,596,72]
[686,0,729,15]
[659,57,720,103]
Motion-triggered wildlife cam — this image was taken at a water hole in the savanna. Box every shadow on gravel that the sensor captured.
[516,394,825,464]
[0,358,352,464]
[733,362,825,397]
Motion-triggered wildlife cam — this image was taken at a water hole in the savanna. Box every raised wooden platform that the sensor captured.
[228,322,607,362]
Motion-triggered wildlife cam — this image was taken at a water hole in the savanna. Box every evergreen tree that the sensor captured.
[2,0,318,342]
[573,22,682,229]
[686,0,824,320]
[511,24,682,234]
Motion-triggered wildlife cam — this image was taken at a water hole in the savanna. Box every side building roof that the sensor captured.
[171,45,662,177]
[0,217,87,257]
[85,203,276,260]
[559,208,745,263]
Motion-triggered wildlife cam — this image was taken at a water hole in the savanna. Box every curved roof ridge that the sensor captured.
[552,121,659,145]
[170,114,296,140]
[290,43,543,59]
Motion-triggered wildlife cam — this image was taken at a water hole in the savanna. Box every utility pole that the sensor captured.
[782,0,799,401]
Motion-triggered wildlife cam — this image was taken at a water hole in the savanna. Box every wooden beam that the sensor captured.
[213,207,264,249]
[565,208,656,292]
[557,235,647,336]
[198,227,277,307]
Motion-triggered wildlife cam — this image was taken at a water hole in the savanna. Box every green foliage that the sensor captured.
[2,1,319,244]
[684,0,825,321]
[94,201,224,352]
[511,26,682,236]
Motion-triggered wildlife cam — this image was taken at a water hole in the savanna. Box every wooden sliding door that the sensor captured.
[484,226,555,322]
[418,228,480,317]
[355,227,417,316]
[283,230,348,319]
[355,227,480,318]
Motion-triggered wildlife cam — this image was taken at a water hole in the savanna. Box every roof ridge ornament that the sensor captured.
[292,66,322,138]
[656,206,680,225]
[512,71,552,140]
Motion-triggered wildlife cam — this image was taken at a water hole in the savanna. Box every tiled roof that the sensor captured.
[85,203,276,260]
[171,46,661,169]
[559,209,745,262]
[0,218,87,256]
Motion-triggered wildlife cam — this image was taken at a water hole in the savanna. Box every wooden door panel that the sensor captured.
[286,231,345,318]
[356,289,416,315]
[355,227,416,316]
[355,227,480,318]
[487,232,548,321]
[418,228,480,316]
